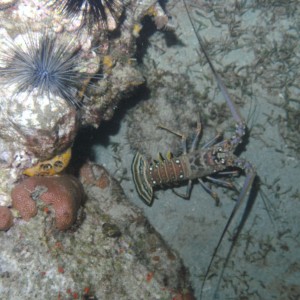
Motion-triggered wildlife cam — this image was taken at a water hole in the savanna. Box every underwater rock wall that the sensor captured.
[0,1,196,298]
[0,163,193,299]
[0,0,155,207]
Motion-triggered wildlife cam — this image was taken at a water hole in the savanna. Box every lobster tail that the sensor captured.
[131,152,154,205]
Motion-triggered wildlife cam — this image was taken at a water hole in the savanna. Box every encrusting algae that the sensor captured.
[23,148,72,177]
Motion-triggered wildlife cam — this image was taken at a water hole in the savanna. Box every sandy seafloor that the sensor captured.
[92,0,300,299]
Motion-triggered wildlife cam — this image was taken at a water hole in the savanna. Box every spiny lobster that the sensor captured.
[131,0,256,298]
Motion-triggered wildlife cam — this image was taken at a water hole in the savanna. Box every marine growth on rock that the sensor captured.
[11,175,84,230]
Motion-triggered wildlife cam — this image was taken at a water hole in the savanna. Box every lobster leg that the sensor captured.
[205,176,237,191]
[157,124,188,154]
[201,132,223,149]
[157,119,202,154]
[198,178,220,206]
[157,121,202,199]
[190,120,202,151]
[172,179,193,199]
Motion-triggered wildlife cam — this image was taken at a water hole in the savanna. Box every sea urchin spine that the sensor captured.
[0,32,89,108]
[51,0,124,30]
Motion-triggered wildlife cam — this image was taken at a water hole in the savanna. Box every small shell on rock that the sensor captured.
[102,222,122,238]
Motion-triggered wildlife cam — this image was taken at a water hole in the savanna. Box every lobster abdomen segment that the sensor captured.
[147,155,189,186]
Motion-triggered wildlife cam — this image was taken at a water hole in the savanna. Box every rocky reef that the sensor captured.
[0,163,194,299]
[0,0,195,298]
[0,0,169,221]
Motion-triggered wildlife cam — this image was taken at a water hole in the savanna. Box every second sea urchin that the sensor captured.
[51,0,124,30]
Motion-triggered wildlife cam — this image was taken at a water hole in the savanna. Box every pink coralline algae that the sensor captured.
[11,175,84,230]
[0,206,13,231]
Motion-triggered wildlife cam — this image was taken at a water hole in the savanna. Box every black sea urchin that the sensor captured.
[52,0,123,29]
[0,33,87,108]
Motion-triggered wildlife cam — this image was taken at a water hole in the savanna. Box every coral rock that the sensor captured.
[0,206,13,231]
[11,177,38,221]
[39,175,84,230]
[11,175,84,230]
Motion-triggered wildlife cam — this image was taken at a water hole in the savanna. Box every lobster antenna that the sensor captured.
[182,0,255,298]
[182,0,243,124]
